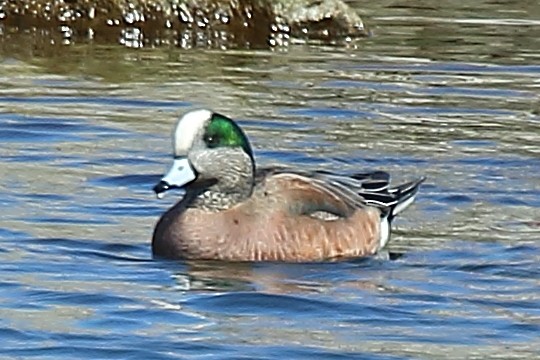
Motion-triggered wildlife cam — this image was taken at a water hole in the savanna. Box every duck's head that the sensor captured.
[154,109,255,199]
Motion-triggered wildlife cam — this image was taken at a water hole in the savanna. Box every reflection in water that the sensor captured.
[174,260,389,294]
[0,0,539,359]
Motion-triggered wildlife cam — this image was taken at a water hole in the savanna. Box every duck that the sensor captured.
[152,109,425,262]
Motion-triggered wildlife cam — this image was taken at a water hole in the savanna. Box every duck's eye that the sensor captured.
[204,134,219,147]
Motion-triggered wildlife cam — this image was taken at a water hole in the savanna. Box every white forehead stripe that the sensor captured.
[173,109,212,156]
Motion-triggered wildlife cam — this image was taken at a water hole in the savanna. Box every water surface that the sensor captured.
[0,1,539,359]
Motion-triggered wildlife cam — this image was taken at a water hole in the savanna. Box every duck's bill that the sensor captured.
[153,157,197,199]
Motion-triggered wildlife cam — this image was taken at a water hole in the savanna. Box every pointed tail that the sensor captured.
[369,176,426,250]
[387,176,426,221]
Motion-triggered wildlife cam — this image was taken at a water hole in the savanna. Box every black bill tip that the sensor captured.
[153,180,170,198]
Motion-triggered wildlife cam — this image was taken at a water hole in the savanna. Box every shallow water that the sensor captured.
[1,1,539,359]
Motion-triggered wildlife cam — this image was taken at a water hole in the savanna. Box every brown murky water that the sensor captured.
[0,1,539,359]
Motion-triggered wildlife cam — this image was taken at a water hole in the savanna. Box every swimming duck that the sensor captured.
[152,109,425,262]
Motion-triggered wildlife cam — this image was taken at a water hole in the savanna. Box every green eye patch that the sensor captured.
[204,113,253,160]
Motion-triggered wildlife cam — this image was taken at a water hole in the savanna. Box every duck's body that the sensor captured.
[152,109,425,262]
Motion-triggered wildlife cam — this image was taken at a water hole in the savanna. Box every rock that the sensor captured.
[0,0,368,48]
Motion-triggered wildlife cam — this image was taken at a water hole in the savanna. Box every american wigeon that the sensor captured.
[152,109,425,262]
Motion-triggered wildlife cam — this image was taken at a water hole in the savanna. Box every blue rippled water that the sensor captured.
[1,83,538,358]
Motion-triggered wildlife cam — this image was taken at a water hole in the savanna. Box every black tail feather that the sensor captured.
[387,176,426,221]
[361,176,426,222]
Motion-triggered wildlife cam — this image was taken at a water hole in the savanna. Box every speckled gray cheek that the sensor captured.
[188,149,217,175]
[186,148,255,211]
